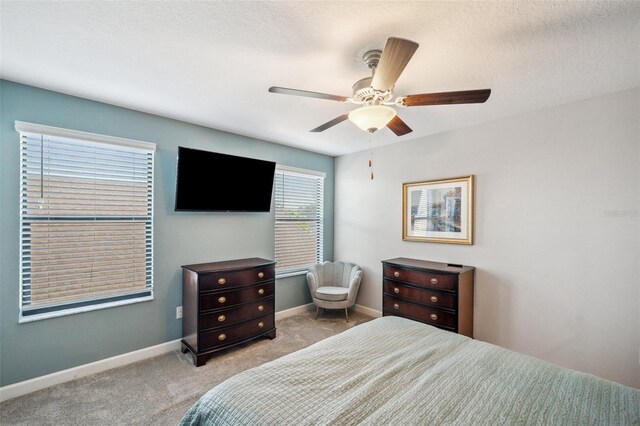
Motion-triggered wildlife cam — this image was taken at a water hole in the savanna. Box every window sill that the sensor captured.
[19,294,154,323]
[276,270,308,279]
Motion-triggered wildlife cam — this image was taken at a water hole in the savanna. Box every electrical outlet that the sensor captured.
[176,306,183,319]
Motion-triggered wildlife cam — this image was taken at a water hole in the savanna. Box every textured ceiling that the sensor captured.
[1,1,639,156]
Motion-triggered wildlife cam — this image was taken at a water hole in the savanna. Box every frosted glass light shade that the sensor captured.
[348,105,397,133]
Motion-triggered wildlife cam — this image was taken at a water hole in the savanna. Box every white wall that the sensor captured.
[335,88,640,388]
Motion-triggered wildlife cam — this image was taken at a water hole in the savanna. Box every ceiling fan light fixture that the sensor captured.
[348,104,397,133]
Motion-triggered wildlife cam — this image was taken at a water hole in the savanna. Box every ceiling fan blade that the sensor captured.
[269,86,348,102]
[371,37,419,92]
[400,89,491,107]
[310,114,349,132]
[386,115,413,136]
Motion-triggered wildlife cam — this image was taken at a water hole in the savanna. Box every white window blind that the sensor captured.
[16,121,155,321]
[274,166,324,277]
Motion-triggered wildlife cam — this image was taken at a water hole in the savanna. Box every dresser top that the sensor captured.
[382,257,474,274]
[182,257,275,273]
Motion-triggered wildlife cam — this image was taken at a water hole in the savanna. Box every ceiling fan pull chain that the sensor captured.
[369,136,373,180]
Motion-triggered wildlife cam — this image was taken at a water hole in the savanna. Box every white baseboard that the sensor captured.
[0,339,181,403]
[353,304,382,318]
[275,303,314,320]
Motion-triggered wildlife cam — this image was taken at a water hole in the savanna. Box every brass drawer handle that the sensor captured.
[218,296,226,304]
[258,288,265,295]
[394,271,400,278]
[218,278,226,285]
[393,303,400,310]
[430,296,438,303]
[258,272,265,278]
[430,278,438,285]
[258,321,264,328]
[218,315,226,322]
[430,313,438,321]
[258,305,264,312]
[218,333,226,341]
[393,287,400,294]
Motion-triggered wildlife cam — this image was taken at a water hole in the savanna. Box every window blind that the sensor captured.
[17,122,155,319]
[274,166,324,277]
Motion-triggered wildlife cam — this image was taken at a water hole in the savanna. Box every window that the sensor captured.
[16,121,155,322]
[274,166,325,277]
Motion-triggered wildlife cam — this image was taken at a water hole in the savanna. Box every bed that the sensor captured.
[180,316,639,425]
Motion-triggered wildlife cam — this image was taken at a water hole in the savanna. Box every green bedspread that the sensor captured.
[180,316,639,425]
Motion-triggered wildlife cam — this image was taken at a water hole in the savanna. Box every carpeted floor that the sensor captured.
[0,308,372,425]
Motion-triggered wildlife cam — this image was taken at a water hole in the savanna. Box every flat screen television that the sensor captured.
[175,146,276,212]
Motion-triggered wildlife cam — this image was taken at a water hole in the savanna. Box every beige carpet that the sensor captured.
[0,308,373,425]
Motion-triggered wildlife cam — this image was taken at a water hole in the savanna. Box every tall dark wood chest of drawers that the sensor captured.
[382,258,475,337]
[181,257,276,366]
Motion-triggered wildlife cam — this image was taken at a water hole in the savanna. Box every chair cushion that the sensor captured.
[315,286,349,302]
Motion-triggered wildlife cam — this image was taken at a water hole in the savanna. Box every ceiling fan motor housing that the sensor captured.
[352,49,394,104]
[352,76,375,101]
[352,76,394,103]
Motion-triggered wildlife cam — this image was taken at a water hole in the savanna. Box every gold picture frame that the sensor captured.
[402,175,474,244]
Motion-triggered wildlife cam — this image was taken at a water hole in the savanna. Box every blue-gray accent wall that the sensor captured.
[0,80,334,386]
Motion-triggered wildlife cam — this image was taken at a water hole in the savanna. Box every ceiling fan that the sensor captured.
[269,37,491,136]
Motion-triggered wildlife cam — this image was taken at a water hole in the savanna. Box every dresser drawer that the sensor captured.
[383,280,456,310]
[384,296,456,329]
[200,314,275,351]
[200,297,274,331]
[200,281,274,311]
[383,265,455,291]
[200,266,275,292]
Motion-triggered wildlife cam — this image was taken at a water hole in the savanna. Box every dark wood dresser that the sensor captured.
[181,257,276,366]
[382,258,474,337]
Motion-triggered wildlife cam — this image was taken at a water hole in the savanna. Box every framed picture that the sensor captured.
[402,175,474,244]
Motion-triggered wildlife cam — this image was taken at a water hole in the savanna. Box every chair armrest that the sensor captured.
[306,267,319,296]
[346,269,362,303]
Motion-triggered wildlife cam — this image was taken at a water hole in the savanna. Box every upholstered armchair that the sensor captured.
[306,261,362,322]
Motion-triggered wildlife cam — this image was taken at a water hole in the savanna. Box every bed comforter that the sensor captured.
[180,316,639,425]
